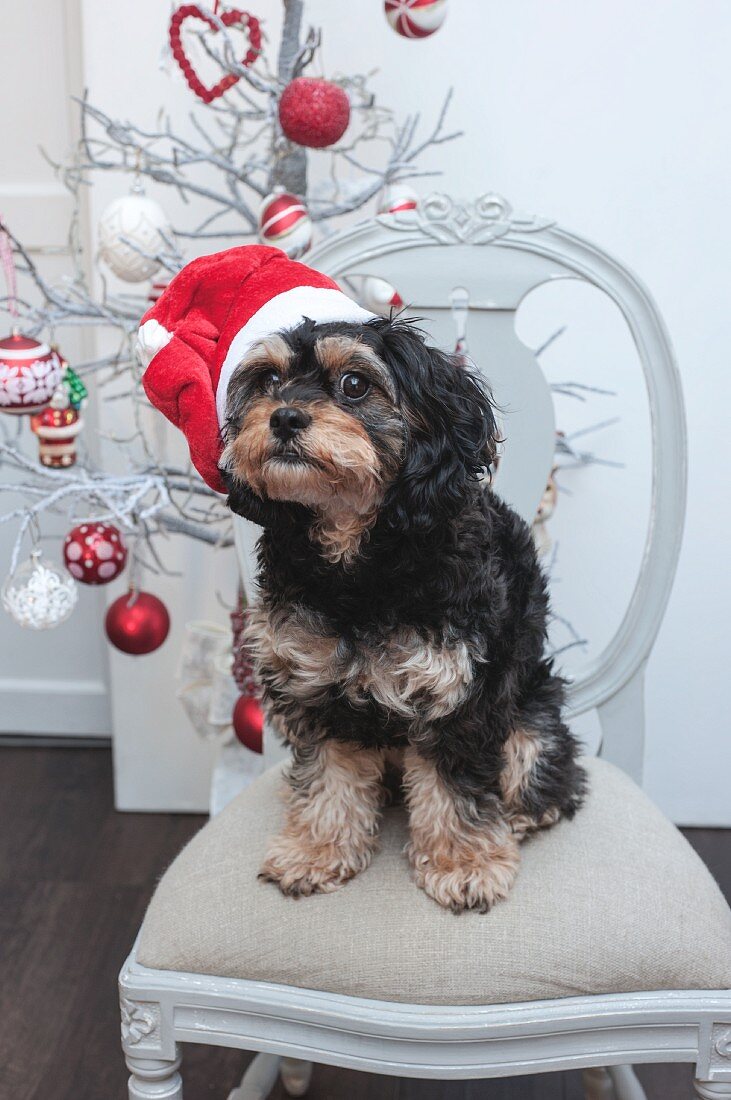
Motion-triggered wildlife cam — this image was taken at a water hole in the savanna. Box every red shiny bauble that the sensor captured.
[385,0,447,38]
[278,77,351,149]
[63,522,127,585]
[105,589,170,655]
[232,694,263,753]
[0,332,65,415]
[258,190,312,259]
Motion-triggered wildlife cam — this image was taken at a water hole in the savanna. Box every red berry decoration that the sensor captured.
[278,78,351,149]
[105,589,170,655]
[232,694,263,753]
[63,523,127,585]
[168,6,262,104]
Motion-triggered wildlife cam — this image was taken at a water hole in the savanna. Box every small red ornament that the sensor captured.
[385,0,447,38]
[30,397,83,468]
[169,6,262,104]
[232,693,263,753]
[105,589,170,655]
[0,333,65,415]
[278,77,351,149]
[258,190,312,258]
[63,523,127,585]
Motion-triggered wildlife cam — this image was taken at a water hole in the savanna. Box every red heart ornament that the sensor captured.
[169,5,262,104]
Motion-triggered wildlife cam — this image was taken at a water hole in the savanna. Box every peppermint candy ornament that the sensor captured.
[2,550,78,630]
[258,190,312,258]
[63,522,128,585]
[361,276,404,316]
[385,0,447,38]
[378,184,419,216]
[98,185,174,283]
[0,333,65,415]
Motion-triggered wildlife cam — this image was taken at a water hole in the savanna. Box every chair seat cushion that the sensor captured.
[137,757,731,1005]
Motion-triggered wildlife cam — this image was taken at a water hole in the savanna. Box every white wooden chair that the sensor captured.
[119,194,731,1100]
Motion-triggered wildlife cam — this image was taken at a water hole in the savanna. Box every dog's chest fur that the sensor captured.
[246,600,475,722]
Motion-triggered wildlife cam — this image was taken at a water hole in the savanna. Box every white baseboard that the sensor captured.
[0,677,111,737]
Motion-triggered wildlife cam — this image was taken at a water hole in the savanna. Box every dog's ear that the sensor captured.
[220,469,311,529]
[374,319,499,534]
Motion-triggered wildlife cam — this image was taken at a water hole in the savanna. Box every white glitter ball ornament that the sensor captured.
[98,186,174,283]
[2,550,78,629]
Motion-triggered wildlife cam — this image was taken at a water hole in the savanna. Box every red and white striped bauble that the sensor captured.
[0,333,65,415]
[384,0,447,39]
[361,276,404,316]
[378,184,419,217]
[258,190,312,259]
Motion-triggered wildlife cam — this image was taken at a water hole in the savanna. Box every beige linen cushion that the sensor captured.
[138,757,731,1005]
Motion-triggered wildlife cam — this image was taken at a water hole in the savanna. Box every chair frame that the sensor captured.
[120,194,731,1100]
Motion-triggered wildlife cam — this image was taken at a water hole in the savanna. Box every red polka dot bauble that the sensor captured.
[258,190,312,259]
[105,589,170,655]
[232,694,263,754]
[278,77,351,149]
[63,523,127,585]
[385,0,447,38]
[0,333,65,415]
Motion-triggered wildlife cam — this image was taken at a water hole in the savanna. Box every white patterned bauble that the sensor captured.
[98,190,174,283]
[2,551,78,630]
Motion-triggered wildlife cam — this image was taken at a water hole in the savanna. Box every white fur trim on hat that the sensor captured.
[137,318,173,369]
[215,286,376,426]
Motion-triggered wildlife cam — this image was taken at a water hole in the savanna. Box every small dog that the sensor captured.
[221,316,586,913]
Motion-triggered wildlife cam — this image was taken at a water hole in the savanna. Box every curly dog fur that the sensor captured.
[221,316,586,912]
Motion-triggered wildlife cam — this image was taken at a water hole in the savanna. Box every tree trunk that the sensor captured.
[269,0,308,196]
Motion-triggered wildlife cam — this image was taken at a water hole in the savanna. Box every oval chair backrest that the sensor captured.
[233,193,687,783]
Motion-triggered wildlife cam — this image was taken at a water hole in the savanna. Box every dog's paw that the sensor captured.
[259,833,373,898]
[409,844,520,914]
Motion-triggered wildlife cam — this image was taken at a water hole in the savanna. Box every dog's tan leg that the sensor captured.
[404,746,520,913]
[500,727,562,839]
[260,740,385,897]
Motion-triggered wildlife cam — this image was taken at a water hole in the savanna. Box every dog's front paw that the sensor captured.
[259,831,373,898]
[409,842,520,914]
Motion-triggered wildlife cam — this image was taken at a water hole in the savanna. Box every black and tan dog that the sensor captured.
[221,316,586,913]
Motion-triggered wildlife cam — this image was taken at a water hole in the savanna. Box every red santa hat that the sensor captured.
[137,245,375,493]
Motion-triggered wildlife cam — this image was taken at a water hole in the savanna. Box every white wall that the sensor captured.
[72,1,731,820]
[0,0,111,737]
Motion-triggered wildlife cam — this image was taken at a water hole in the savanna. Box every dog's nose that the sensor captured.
[269,406,311,442]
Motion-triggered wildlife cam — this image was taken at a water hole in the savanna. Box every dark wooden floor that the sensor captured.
[1,747,728,1100]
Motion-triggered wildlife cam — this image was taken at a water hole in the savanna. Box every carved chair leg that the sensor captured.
[228,1052,282,1100]
[582,1067,617,1100]
[280,1058,313,1097]
[694,1083,731,1099]
[126,1050,183,1100]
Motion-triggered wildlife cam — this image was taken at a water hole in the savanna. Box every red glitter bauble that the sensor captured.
[63,522,127,585]
[278,77,350,149]
[105,590,170,656]
[232,694,263,753]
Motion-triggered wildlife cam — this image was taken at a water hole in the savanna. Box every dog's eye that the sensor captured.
[259,369,281,393]
[340,372,370,401]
